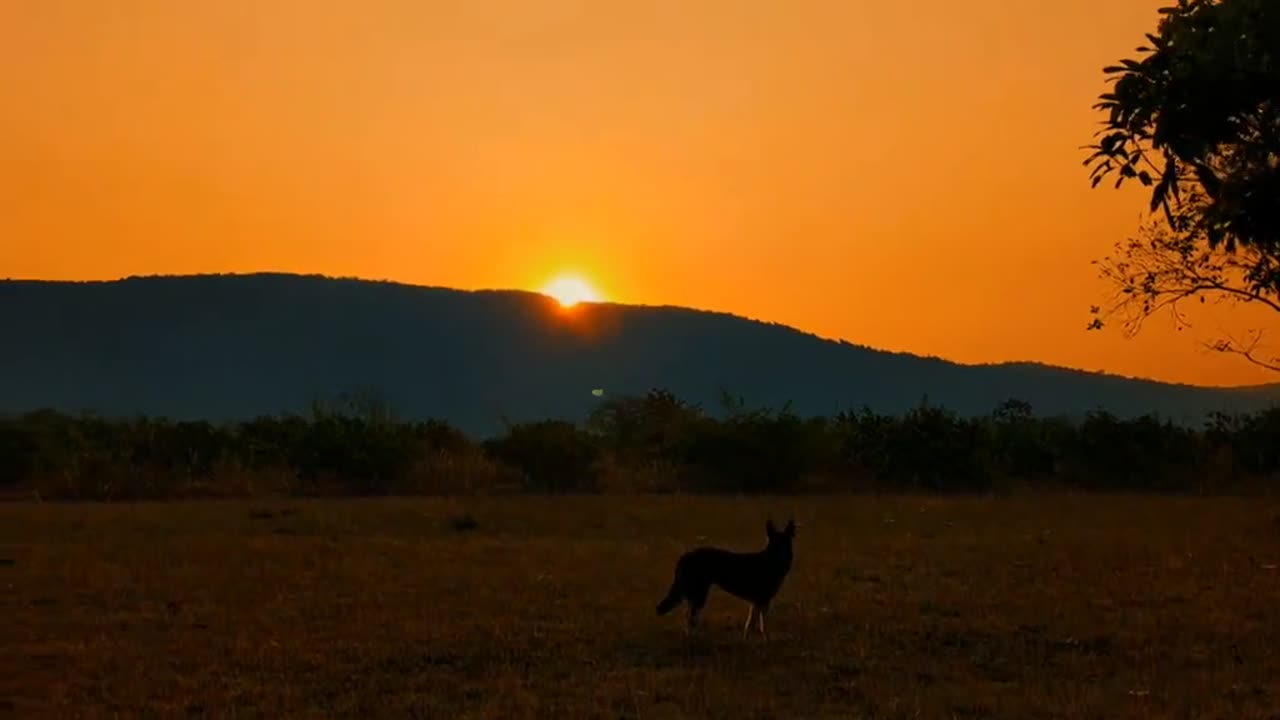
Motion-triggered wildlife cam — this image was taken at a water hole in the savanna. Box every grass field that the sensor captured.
[4,494,1280,719]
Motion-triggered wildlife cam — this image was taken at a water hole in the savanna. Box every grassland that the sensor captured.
[4,494,1280,719]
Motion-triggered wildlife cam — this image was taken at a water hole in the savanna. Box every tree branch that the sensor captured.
[1089,219,1280,364]
[1205,330,1280,373]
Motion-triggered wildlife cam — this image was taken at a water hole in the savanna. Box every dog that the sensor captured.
[656,518,796,639]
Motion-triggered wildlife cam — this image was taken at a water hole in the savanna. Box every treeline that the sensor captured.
[1,390,1278,500]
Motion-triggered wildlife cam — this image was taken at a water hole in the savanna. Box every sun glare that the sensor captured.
[541,274,602,308]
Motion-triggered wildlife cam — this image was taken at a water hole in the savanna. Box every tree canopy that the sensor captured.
[1085,0,1280,370]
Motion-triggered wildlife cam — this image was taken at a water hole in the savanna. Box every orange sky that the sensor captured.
[2,0,1276,387]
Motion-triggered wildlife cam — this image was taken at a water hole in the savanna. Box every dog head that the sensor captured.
[765,517,797,553]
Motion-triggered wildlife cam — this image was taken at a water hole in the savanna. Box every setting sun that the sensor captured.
[541,274,603,308]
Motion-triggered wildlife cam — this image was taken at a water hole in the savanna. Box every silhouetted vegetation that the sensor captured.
[3,389,1278,500]
[1086,0,1280,370]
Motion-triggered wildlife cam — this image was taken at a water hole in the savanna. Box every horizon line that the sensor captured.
[5,270,1276,392]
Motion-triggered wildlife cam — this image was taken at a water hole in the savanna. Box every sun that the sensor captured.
[541,273,602,308]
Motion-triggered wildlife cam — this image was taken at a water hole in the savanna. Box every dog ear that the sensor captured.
[766,518,778,537]
[784,518,796,537]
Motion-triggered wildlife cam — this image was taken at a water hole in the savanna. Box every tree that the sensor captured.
[1084,0,1280,371]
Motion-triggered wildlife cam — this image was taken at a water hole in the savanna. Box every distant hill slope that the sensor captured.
[2,273,1277,437]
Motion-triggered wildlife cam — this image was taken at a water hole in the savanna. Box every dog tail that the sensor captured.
[656,575,683,615]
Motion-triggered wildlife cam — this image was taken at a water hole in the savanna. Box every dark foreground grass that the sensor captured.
[4,494,1280,719]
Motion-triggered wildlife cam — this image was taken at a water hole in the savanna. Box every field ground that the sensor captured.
[4,494,1280,719]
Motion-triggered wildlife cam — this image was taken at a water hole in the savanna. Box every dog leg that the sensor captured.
[686,585,707,636]
[742,605,757,638]
[757,606,768,642]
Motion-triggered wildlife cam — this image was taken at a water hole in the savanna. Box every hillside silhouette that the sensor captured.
[2,273,1277,437]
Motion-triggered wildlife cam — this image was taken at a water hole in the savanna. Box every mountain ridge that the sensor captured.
[2,272,1276,437]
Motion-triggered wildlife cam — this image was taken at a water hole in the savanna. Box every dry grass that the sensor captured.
[3,494,1280,719]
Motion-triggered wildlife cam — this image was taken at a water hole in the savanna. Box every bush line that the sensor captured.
[2,390,1277,500]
